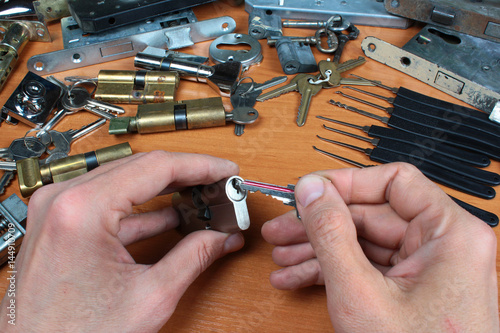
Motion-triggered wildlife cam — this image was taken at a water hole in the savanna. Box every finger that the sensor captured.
[79,150,238,220]
[261,211,308,246]
[143,230,244,310]
[269,259,324,290]
[358,237,398,267]
[272,242,315,267]
[349,203,408,249]
[295,175,383,296]
[117,207,179,246]
[315,162,454,222]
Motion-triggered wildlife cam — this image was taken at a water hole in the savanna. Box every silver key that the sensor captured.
[0,161,16,171]
[61,87,124,119]
[256,74,310,102]
[0,138,46,161]
[0,171,15,195]
[225,107,259,125]
[237,179,296,208]
[46,118,107,158]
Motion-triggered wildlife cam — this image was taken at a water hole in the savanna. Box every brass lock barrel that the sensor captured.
[0,23,30,90]
[17,142,132,197]
[109,97,227,134]
[94,70,179,104]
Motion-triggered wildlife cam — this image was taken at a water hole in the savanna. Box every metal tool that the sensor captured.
[282,15,344,31]
[316,136,495,199]
[361,32,500,117]
[93,70,180,104]
[27,16,236,75]
[172,176,250,234]
[16,142,133,197]
[134,53,242,96]
[245,0,412,29]
[316,116,491,167]
[1,72,62,127]
[320,126,500,186]
[329,99,500,160]
[230,76,288,136]
[0,194,28,265]
[384,0,500,42]
[108,97,258,135]
[312,146,498,227]
[209,33,263,71]
[335,91,500,148]
[344,77,500,131]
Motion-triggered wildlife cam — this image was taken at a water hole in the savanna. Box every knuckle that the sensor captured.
[194,238,219,273]
[305,205,349,244]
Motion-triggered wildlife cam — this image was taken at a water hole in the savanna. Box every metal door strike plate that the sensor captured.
[172,176,250,234]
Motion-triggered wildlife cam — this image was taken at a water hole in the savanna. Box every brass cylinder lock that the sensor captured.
[172,176,250,234]
[16,142,133,197]
[94,70,179,104]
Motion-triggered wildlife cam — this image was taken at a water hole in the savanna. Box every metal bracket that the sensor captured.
[245,0,412,29]
[61,10,197,49]
[384,0,500,42]
[0,20,51,42]
[361,32,500,115]
[27,16,236,75]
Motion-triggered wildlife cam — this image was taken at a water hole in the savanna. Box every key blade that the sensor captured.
[255,76,288,92]
[239,180,296,207]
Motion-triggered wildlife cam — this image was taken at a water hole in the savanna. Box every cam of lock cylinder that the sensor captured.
[134,53,242,96]
[93,70,180,104]
[172,176,250,234]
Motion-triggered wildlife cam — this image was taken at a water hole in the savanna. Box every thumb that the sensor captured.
[295,175,378,295]
[146,230,244,308]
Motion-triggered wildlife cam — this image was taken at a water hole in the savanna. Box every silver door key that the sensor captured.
[61,87,125,119]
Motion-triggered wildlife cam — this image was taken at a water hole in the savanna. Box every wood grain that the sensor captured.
[0,2,498,331]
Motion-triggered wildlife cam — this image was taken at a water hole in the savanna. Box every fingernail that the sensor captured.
[296,175,325,207]
[223,233,244,253]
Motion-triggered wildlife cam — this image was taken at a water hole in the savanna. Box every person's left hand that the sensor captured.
[0,151,244,332]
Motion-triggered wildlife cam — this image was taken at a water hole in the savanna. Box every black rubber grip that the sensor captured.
[397,87,493,122]
[368,147,496,199]
[174,104,188,130]
[367,126,490,167]
[388,116,500,160]
[450,196,499,227]
[393,95,500,139]
[84,152,99,171]
[391,108,500,150]
[376,139,500,186]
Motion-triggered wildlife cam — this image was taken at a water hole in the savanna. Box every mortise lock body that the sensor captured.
[16,142,133,197]
[109,97,227,134]
[94,70,179,104]
[172,176,250,234]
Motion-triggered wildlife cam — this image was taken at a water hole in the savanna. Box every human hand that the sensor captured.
[262,163,498,332]
[0,151,244,332]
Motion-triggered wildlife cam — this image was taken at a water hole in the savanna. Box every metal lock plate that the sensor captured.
[384,0,500,42]
[94,70,180,104]
[1,71,62,127]
[209,33,263,71]
[173,176,250,234]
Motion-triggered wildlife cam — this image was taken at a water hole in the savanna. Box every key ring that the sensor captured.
[236,77,255,97]
[315,28,339,53]
[23,129,51,154]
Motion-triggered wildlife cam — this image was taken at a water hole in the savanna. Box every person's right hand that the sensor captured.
[262,163,499,332]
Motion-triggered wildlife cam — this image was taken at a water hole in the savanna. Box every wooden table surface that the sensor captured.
[0,2,498,331]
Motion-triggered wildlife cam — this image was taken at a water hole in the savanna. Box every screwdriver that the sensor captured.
[335,91,500,150]
[319,126,500,185]
[316,136,496,199]
[316,116,490,167]
[312,146,498,227]
[329,100,500,160]
[340,87,500,138]
[348,74,498,126]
